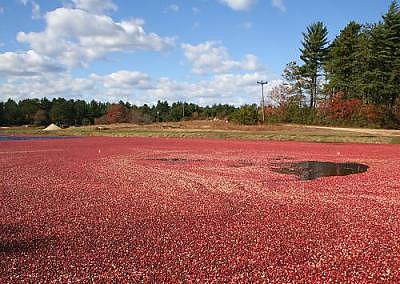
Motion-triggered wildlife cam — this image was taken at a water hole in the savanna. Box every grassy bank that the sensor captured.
[1,121,400,144]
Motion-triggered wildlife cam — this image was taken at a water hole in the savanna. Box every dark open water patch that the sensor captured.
[272,161,369,181]
[148,157,204,164]
[0,135,77,141]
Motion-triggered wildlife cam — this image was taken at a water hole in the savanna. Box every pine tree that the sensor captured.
[351,24,375,103]
[0,102,4,126]
[325,21,362,98]
[300,22,329,108]
[4,99,20,125]
[379,1,400,108]
[356,1,400,112]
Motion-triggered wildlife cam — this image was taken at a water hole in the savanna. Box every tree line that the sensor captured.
[0,97,246,126]
[270,1,400,128]
[0,98,107,126]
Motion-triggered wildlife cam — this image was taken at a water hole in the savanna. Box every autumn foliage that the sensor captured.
[95,104,152,124]
[264,91,395,128]
[319,92,363,121]
[317,92,393,126]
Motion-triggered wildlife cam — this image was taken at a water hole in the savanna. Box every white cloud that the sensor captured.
[241,54,262,70]
[72,0,117,14]
[219,0,258,11]
[0,74,94,101]
[17,8,175,67]
[271,0,286,12]
[0,68,278,106]
[0,50,64,76]
[145,71,274,106]
[0,6,4,14]
[91,70,150,89]
[181,41,263,75]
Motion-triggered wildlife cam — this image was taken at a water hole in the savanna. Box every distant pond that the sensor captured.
[0,135,77,141]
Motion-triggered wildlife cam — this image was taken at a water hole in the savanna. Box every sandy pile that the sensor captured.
[43,123,62,131]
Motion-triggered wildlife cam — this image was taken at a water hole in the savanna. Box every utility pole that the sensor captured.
[257,80,268,123]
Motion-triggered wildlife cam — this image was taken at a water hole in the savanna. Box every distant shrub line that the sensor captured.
[1,95,398,129]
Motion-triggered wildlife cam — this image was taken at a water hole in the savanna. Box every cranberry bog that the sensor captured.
[1,136,400,282]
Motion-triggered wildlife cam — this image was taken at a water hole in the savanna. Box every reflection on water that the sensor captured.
[272,161,369,181]
[0,135,76,141]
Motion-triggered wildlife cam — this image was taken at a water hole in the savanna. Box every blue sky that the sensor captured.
[0,0,395,105]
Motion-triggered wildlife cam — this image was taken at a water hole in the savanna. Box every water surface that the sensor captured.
[0,135,76,141]
[272,161,369,180]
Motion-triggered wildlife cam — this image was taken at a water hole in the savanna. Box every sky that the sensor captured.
[0,0,396,106]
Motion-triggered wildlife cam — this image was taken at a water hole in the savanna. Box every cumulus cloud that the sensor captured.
[143,71,277,106]
[17,8,175,67]
[181,41,263,75]
[219,0,258,11]
[147,70,279,106]
[0,50,64,76]
[72,0,117,14]
[0,68,277,106]
[91,71,150,89]
[0,74,94,101]
[271,0,286,12]
[145,71,273,106]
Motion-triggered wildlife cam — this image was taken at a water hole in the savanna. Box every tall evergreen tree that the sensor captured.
[379,1,400,109]
[19,99,40,124]
[3,99,20,125]
[88,100,106,123]
[325,21,362,98]
[73,100,88,125]
[351,24,374,103]
[0,102,4,125]
[40,98,52,112]
[49,98,74,125]
[353,1,400,110]
[154,101,170,122]
[300,22,329,108]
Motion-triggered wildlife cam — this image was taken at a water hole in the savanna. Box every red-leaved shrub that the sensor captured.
[319,92,363,122]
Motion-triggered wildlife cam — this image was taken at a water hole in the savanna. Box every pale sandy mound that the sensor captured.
[43,123,62,131]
